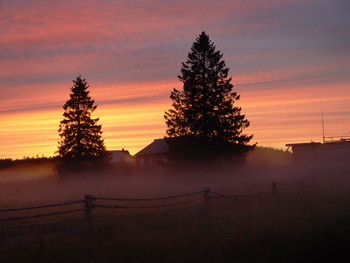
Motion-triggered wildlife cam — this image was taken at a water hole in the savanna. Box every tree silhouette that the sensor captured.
[164,32,254,162]
[57,76,108,171]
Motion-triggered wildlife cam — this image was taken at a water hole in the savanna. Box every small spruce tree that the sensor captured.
[57,76,108,171]
[164,32,254,162]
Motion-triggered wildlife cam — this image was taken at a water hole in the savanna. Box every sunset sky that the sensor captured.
[1,0,350,159]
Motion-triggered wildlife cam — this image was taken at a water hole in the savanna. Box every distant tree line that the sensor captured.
[0,156,57,170]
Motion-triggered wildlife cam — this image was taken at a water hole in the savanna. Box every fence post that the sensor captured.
[272,182,277,194]
[84,195,95,221]
[203,188,210,206]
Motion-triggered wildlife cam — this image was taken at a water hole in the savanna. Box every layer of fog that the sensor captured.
[0,148,349,207]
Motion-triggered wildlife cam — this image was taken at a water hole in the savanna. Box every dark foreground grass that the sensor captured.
[1,185,350,263]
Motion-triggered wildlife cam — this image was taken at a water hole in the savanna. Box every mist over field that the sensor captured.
[1,147,350,263]
[0,147,348,206]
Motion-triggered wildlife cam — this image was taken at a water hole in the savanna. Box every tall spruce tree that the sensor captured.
[164,32,254,162]
[57,76,108,169]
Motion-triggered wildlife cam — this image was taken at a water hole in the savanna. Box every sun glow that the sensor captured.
[1,78,349,159]
[1,0,349,159]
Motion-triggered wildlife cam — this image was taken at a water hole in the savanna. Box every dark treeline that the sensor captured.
[0,146,290,172]
[0,156,58,170]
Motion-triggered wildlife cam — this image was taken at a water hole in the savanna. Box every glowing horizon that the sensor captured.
[1,0,350,159]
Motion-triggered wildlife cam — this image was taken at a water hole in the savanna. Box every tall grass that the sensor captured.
[1,147,349,262]
[1,183,349,263]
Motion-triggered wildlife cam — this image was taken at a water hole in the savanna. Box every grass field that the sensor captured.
[1,189,350,262]
[1,149,349,262]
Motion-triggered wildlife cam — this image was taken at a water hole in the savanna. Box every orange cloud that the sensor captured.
[1,0,349,159]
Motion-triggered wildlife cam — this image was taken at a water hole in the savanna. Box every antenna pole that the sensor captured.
[322,111,325,143]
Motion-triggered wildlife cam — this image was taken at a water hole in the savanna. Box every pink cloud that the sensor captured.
[1,0,349,158]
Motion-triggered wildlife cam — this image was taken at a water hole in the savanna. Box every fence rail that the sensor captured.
[0,182,303,229]
[94,190,204,202]
[0,200,84,212]
[0,209,84,222]
[95,197,204,210]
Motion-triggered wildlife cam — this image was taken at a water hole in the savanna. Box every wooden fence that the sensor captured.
[0,182,303,229]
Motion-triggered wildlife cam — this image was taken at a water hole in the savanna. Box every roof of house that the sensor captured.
[285,140,350,156]
[109,149,134,163]
[285,142,321,147]
[286,140,350,148]
[110,149,130,155]
[134,139,168,157]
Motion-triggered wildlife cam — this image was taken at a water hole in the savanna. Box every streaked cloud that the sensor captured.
[1,0,350,158]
